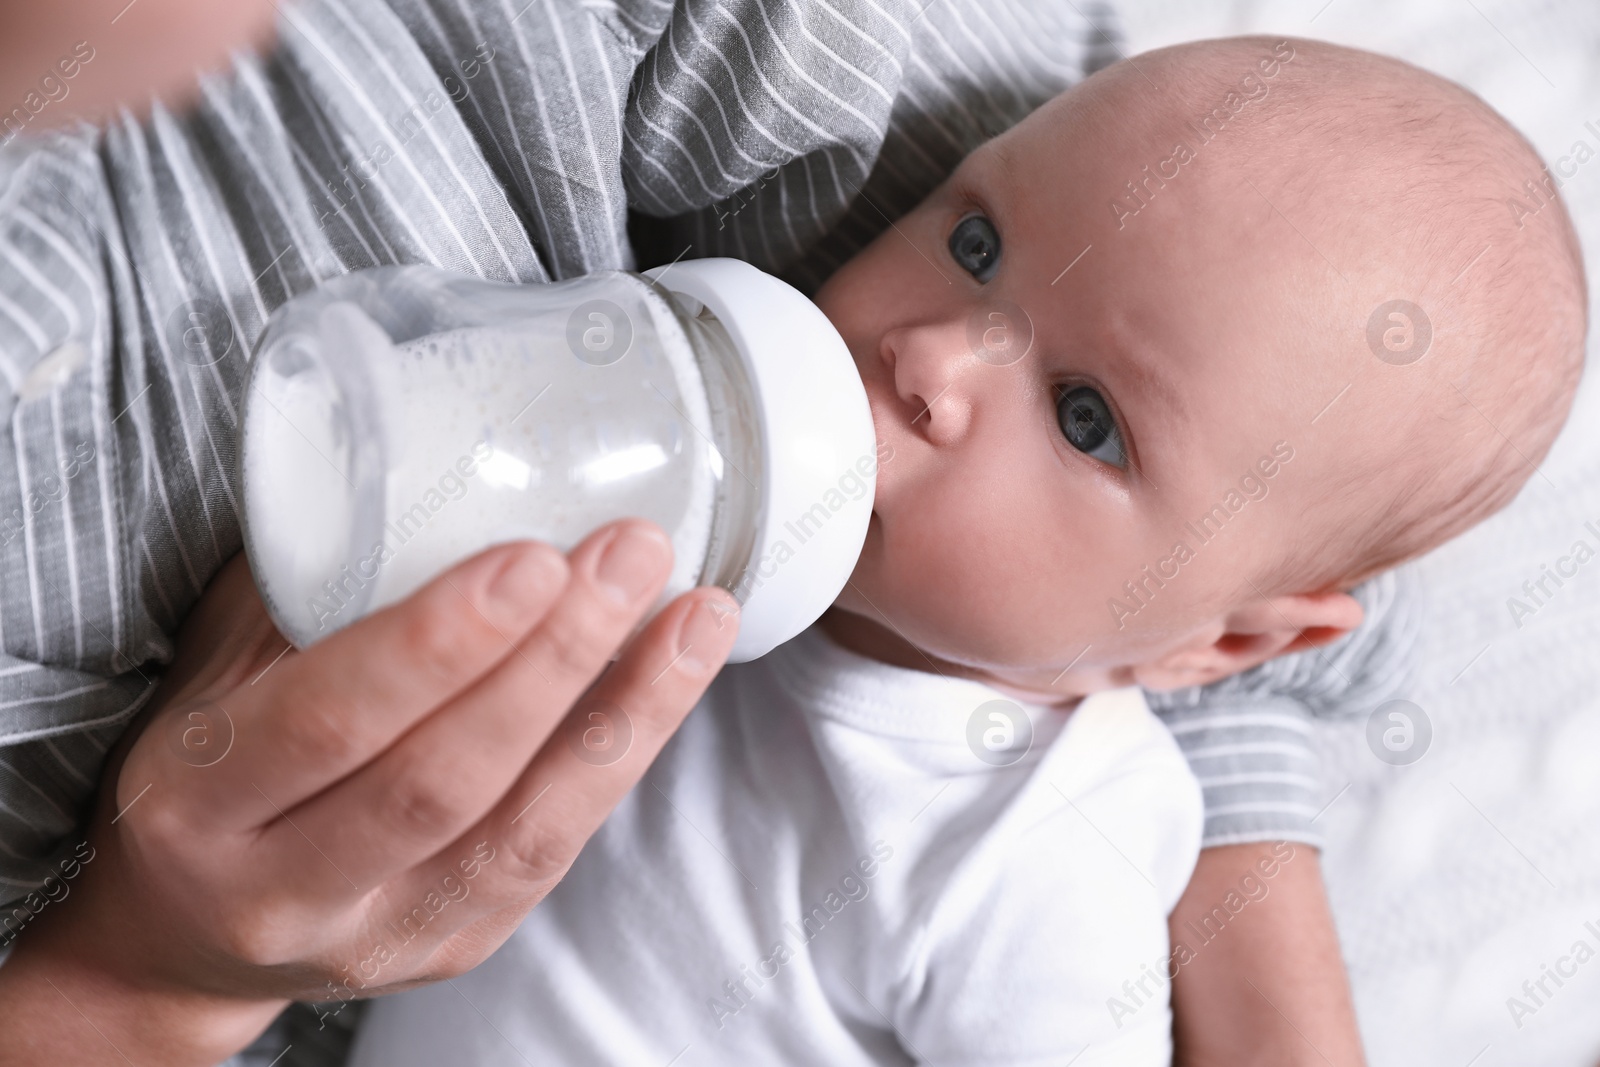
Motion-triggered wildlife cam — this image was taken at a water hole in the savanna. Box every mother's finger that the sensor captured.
[190,539,571,827]
[275,520,676,889]
[385,586,738,927]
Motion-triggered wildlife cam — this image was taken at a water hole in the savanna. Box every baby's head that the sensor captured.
[815,36,1586,699]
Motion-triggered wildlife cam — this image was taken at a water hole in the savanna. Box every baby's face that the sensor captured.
[815,78,1358,697]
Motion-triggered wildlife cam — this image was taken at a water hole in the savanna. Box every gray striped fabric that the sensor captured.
[0,7,1410,1053]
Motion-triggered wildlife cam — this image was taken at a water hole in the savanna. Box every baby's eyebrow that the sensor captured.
[1119,342,1185,422]
[1097,334,1187,476]
[988,137,1022,193]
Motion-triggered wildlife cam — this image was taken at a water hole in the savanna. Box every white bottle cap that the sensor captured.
[644,258,876,663]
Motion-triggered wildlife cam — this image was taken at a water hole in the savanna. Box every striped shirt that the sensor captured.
[0,2,1410,1058]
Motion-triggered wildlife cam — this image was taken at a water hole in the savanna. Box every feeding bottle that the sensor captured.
[239,259,877,663]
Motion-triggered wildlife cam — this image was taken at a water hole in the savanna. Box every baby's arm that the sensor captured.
[1169,843,1365,1067]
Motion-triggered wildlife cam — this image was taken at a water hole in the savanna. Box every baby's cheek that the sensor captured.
[896,493,1078,662]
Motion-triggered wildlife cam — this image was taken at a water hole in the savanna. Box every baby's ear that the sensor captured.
[1133,590,1365,692]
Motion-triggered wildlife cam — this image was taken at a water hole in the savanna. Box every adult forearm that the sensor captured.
[1169,842,1366,1067]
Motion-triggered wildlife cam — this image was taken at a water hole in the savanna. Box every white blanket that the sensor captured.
[1116,2,1600,1063]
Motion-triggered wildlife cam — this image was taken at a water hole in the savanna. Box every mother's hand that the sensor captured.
[0,520,737,1066]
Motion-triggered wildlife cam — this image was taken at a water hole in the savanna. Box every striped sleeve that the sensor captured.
[1147,567,1421,848]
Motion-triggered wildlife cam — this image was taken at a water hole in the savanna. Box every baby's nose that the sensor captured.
[884,321,978,446]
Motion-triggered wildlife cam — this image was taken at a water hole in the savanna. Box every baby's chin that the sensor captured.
[825,586,1091,705]
[818,601,1071,699]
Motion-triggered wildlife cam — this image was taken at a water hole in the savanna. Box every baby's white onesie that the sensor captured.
[349,626,1203,1066]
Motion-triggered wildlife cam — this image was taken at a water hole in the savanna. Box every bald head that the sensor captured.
[1101,37,1588,594]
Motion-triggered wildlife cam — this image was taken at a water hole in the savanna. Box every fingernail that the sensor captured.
[678,595,739,674]
[595,526,670,605]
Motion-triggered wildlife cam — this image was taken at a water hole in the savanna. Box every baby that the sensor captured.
[344,36,1587,1066]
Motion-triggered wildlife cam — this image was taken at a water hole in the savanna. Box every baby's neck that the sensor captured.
[817,610,1083,709]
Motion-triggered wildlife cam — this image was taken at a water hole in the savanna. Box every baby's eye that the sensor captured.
[1057,386,1127,469]
[948,215,1001,282]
